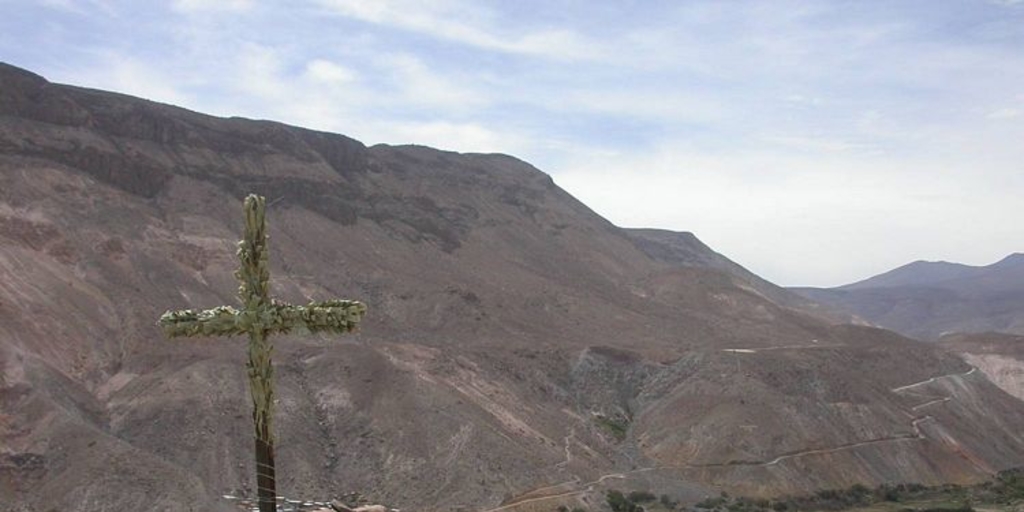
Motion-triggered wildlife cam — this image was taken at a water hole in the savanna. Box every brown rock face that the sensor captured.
[2,62,1024,512]
[942,332,1024,401]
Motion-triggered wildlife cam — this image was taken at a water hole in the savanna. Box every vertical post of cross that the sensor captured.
[236,195,278,511]
[159,194,366,512]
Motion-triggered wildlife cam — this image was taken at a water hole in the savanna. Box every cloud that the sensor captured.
[61,53,191,106]
[171,0,253,12]
[367,120,521,154]
[762,135,872,154]
[314,0,601,60]
[231,43,291,101]
[552,140,1023,286]
[36,0,115,15]
[304,59,358,85]
[987,108,1021,119]
[542,87,735,126]
[377,53,489,110]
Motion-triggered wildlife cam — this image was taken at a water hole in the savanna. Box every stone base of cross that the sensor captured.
[159,194,366,512]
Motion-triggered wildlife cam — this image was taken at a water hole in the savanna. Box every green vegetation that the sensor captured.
[594,415,630,441]
[629,491,658,503]
[556,506,588,512]
[661,494,679,509]
[687,470,1024,512]
[696,496,729,509]
[608,490,646,512]
[620,468,1024,512]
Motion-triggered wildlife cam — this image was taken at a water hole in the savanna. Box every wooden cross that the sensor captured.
[158,194,366,512]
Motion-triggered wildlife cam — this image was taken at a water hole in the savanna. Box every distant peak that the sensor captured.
[992,252,1024,267]
[905,259,962,267]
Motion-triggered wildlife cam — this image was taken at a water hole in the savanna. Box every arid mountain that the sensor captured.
[790,255,1024,341]
[625,229,856,324]
[941,332,1024,402]
[3,63,1024,512]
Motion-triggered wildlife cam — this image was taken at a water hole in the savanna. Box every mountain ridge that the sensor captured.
[791,253,1024,340]
[3,62,1024,512]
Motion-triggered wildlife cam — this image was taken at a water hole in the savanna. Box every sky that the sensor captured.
[2,0,1022,286]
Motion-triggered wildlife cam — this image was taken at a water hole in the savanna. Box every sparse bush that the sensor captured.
[608,489,646,512]
[917,507,973,512]
[595,415,629,441]
[815,489,839,502]
[660,494,678,509]
[629,491,657,503]
[695,496,727,509]
[878,484,900,502]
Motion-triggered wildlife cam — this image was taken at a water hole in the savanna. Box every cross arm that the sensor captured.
[158,300,366,338]
[268,299,366,335]
[159,305,246,338]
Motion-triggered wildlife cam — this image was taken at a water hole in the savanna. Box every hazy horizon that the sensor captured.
[3,0,1022,287]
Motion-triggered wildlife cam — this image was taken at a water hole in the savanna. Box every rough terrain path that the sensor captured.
[482,366,982,512]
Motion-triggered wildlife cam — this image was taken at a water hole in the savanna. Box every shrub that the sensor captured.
[629,491,657,503]
[695,496,727,509]
[607,490,633,512]
[660,494,678,509]
[595,415,629,441]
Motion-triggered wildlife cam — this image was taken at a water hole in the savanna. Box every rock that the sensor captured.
[330,500,353,512]
[353,506,391,512]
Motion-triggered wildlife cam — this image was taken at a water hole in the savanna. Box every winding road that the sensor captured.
[891,366,976,393]
[480,366,980,512]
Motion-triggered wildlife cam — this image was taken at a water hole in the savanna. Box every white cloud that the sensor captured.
[551,138,1022,286]
[37,0,114,15]
[304,59,358,84]
[362,120,528,155]
[314,0,601,60]
[62,54,191,106]
[378,53,489,110]
[37,0,84,12]
[543,87,735,126]
[231,43,291,101]
[171,0,252,12]
[762,135,872,153]
[987,108,1021,119]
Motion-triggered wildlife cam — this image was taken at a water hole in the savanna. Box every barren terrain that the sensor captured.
[2,63,1024,512]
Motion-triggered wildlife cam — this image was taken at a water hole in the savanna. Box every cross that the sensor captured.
[158,194,366,512]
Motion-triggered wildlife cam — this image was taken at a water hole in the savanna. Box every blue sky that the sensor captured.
[2,0,1022,286]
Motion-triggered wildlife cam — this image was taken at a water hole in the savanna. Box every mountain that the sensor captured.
[624,229,856,324]
[3,62,1024,512]
[790,255,1024,341]
[941,332,1024,402]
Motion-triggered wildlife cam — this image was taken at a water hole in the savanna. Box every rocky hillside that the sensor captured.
[3,63,1024,512]
[941,332,1024,402]
[625,229,855,324]
[791,255,1024,341]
